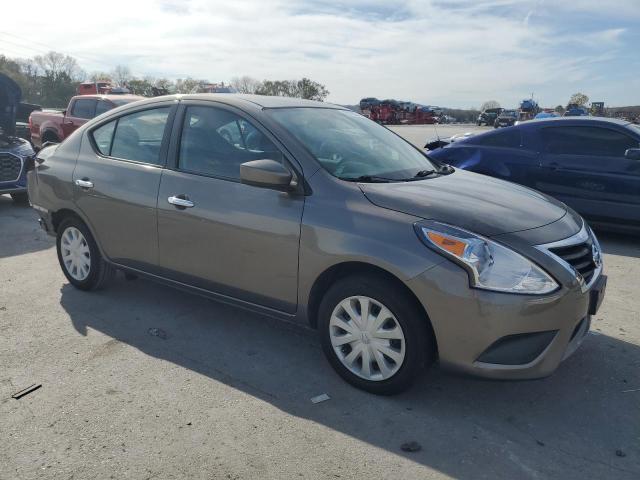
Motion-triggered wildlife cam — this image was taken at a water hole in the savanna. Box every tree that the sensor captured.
[89,71,113,82]
[34,51,83,81]
[568,92,589,107]
[230,76,262,94]
[294,77,329,101]
[554,104,565,114]
[480,100,501,111]
[255,78,329,101]
[127,78,155,96]
[174,77,201,94]
[111,65,131,86]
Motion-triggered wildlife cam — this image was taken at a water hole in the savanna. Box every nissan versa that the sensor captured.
[27,94,606,394]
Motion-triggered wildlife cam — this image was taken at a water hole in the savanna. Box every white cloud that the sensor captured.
[0,0,637,107]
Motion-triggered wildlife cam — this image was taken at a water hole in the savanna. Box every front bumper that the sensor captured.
[407,259,600,380]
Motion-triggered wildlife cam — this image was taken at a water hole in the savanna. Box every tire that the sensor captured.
[318,275,434,395]
[56,216,114,291]
[11,192,29,204]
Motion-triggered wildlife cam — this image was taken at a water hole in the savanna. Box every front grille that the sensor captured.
[549,238,596,284]
[0,153,22,182]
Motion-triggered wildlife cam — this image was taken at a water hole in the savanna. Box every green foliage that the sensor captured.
[568,92,589,107]
[255,77,329,101]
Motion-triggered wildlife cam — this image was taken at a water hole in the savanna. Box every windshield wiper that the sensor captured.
[348,175,394,183]
[413,169,436,178]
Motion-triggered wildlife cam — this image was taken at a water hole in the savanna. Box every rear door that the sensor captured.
[156,102,304,313]
[63,98,96,138]
[452,128,541,184]
[73,103,176,270]
[538,124,640,225]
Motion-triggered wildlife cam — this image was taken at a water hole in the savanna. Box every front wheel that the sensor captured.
[56,217,113,291]
[318,275,434,394]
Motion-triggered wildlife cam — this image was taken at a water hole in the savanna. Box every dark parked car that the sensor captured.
[428,117,640,233]
[28,95,605,394]
[477,107,502,126]
[495,109,518,128]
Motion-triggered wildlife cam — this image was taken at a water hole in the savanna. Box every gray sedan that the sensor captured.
[28,94,606,394]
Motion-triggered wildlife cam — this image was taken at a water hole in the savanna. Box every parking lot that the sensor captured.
[1,124,639,480]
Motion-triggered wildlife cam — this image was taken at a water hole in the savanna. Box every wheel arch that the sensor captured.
[51,208,109,261]
[306,261,438,354]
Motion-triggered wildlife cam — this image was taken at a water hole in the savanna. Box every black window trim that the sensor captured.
[168,100,305,192]
[538,124,640,157]
[88,102,178,168]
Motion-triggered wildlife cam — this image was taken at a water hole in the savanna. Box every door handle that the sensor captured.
[167,195,194,208]
[75,178,94,189]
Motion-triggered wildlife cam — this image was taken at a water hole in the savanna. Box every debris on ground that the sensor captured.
[148,328,168,339]
[401,441,422,452]
[310,393,330,404]
[615,449,626,457]
[536,440,545,446]
[622,388,640,393]
[11,384,42,399]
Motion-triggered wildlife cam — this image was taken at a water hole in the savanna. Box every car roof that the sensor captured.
[72,94,145,102]
[519,116,631,127]
[137,93,346,110]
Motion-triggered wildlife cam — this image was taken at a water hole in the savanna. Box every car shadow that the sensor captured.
[60,277,640,479]
[0,194,53,259]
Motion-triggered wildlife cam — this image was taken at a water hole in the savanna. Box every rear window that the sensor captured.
[541,126,638,157]
[469,129,521,148]
[70,99,96,119]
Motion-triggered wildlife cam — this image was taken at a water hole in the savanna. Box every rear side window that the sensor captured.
[541,126,638,157]
[92,107,170,164]
[471,129,521,148]
[178,106,283,180]
[70,99,96,119]
[95,100,113,116]
[92,121,116,155]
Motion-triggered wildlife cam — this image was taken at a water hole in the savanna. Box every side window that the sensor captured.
[471,129,521,148]
[70,99,96,119]
[541,126,638,157]
[95,100,113,116]
[178,106,284,179]
[110,107,171,165]
[92,120,116,155]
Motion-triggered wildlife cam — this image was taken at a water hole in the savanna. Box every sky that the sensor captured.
[1,0,639,108]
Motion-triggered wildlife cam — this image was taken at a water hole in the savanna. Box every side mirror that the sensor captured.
[625,148,640,160]
[240,159,293,191]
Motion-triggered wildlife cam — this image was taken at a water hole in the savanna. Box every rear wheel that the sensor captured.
[10,192,29,204]
[56,217,113,290]
[319,275,434,395]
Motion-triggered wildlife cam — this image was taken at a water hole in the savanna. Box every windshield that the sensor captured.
[268,108,437,181]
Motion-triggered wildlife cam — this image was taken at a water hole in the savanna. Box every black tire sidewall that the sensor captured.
[318,275,432,395]
[56,217,105,291]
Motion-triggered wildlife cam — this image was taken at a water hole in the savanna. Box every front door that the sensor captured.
[157,103,304,313]
[73,104,174,269]
[537,125,640,226]
[63,98,96,138]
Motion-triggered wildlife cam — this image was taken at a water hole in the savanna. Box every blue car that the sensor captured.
[0,133,34,203]
[428,117,640,233]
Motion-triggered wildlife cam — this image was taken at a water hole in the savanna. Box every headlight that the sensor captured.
[414,221,558,295]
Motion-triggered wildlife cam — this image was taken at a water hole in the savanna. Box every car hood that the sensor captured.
[359,169,567,237]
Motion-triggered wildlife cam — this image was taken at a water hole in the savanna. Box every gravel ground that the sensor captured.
[1,124,638,479]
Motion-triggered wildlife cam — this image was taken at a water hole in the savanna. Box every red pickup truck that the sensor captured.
[29,94,143,148]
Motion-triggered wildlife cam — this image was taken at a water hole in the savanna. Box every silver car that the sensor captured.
[28,94,606,394]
